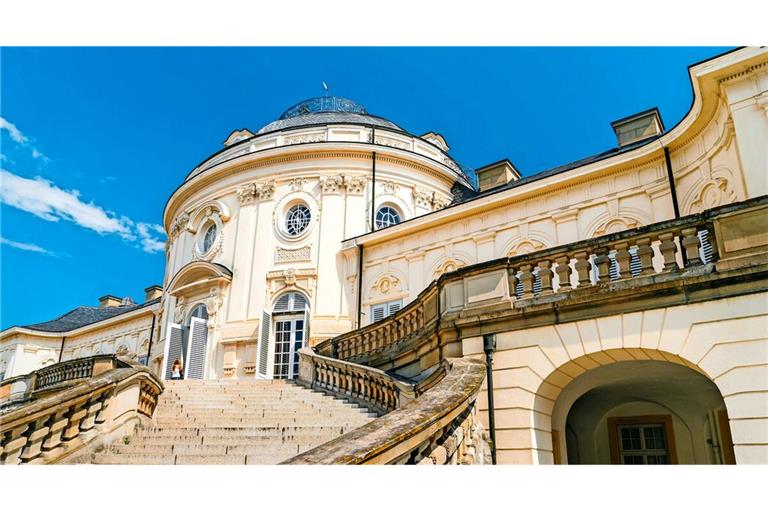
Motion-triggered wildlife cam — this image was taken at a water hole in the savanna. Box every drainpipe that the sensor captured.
[663,146,681,219]
[370,126,377,233]
[483,333,498,465]
[356,244,364,330]
[145,311,157,367]
[58,336,66,363]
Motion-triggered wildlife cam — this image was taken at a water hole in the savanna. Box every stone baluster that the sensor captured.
[95,392,113,427]
[518,264,535,298]
[1,424,31,465]
[593,247,611,282]
[507,266,518,299]
[61,402,88,444]
[613,242,632,278]
[41,408,71,460]
[79,395,104,433]
[681,227,703,266]
[553,256,571,292]
[537,259,553,294]
[572,251,592,287]
[658,232,679,271]
[19,414,52,463]
[634,238,655,275]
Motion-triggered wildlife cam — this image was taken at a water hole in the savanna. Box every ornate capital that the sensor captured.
[169,213,190,241]
[320,175,344,194]
[413,188,433,209]
[237,179,275,204]
[344,175,367,195]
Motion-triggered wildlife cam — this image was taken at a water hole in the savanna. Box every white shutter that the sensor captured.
[163,323,183,380]
[371,304,386,323]
[698,230,714,264]
[257,310,271,378]
[185,317,208,380]
[388,300,402,315]
[629,247,642,276]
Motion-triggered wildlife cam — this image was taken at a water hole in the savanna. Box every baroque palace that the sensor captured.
[1,47,767,465]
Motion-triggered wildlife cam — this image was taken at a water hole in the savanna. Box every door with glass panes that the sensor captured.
[272,314,305,379]
[608,416,677,464]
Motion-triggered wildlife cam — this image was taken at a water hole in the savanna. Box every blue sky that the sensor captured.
[0,47,730,328]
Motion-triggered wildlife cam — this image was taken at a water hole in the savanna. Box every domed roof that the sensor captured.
[257,96,401,134]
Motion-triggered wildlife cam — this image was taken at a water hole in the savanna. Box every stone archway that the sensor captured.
[462,292,768,464]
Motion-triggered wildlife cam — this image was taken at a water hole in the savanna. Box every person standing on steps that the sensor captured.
[171,359,184,380]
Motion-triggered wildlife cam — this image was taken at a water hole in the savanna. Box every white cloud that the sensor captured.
[136,222,166,253]
[1,168,166,254]
[0,117,28,144]
[1,168,133,236]
[1,236,52,255]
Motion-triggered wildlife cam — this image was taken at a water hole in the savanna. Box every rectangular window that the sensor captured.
[370,299,403,324]
[608,415,677,464]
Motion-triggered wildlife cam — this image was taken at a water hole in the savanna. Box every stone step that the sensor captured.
[108,443,321,456]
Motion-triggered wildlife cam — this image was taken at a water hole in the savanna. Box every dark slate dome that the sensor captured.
[257,96,401,134]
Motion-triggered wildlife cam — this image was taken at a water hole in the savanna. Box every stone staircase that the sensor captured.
[91,379,376,464]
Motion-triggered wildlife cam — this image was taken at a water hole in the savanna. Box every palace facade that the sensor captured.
[2,47,767,464]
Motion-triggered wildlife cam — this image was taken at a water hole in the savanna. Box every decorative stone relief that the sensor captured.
[344,176,367,194]
[371,275,400,295]
[275,245,311,263]
[237,179,275,204]
[378,180,399,196]
[173,297,187,324]
[593,218,638,237]
[266,268,317,303]
[169,213,190,240]
[433,259,465,279]
[433,195,451,210]
[508,240,545,256]
[320,175,344,194]
[689,178,737,213]
[375,135,410,150]
[289,177,309,192]
[283,133,326,145]
[205,287,225,328]
[413,188,433,209]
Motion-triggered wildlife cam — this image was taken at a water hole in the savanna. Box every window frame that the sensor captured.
[370,299,403,324]
[284,202,312,237]
[607,414,678,464]
[375,205,403,229]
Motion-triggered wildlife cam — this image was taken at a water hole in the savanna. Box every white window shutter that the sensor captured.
[388,300,402,314]
[185,317,208,380]
[371,304,385,323]
[163,323,183,380]
[257,310,271,378]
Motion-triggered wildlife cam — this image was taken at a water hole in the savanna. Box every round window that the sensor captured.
[202,223,217,252]
[285,203,311,236]
[375,206,401,228]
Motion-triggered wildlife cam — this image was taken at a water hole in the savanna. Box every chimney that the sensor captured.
[99,295,122,309]
[611,108,665,147]
[475,159,521,193]
[144,285,163,302]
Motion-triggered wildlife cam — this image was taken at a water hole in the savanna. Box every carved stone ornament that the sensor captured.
[283,268,297,285]
[173,297,187,324]
[289,177,309,192]
[433,195,451,210]
[283,133,326,145]
[690,178,737,213]
[374,135,410,150]
[372,275,400,295]
[378,180,399,196]
[205,288,225,328]
[169,213,190,240]
[344,176,367,194]
[320,175,344,194]
[237,179,275,204]
[413,188,433,209]
[116,344,128,356]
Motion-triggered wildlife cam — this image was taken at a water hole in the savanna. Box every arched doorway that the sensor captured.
[257,291,309,379]
[552,360,736,464]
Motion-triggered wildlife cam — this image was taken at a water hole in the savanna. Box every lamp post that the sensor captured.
[483,333,497,465]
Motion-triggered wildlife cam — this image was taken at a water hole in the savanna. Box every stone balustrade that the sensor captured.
[320,198,768,367]
[0,357,163,465]
[284,357,487,465]
[296,348,413,414]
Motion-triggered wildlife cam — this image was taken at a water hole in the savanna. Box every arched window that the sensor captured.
[285,203,311,236]
[375,206,401,229]
[188,303,209,322]
[269,292,309,379]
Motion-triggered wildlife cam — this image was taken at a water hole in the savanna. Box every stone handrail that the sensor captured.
[296,348,413,415]
[320,196,768,365]
[284,357,487,465]
[0,359,163,465]
[0,355,130,409]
